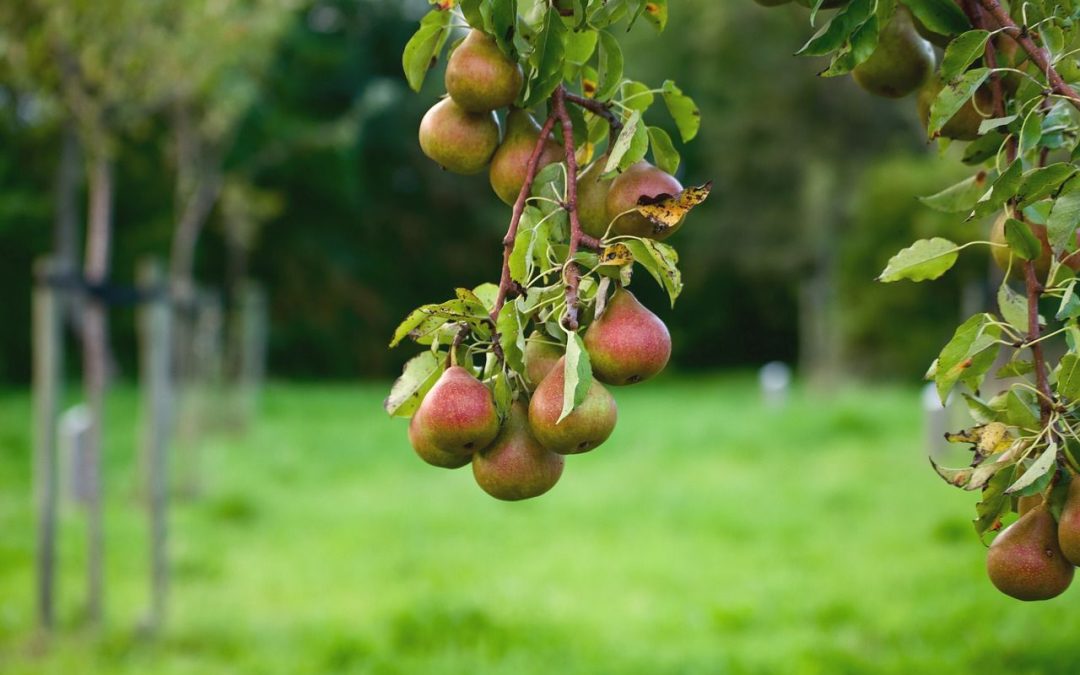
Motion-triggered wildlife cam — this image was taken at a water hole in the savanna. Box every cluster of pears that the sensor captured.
[985,483,1080,601]
[418,29,685,219]
[407,288,671,501]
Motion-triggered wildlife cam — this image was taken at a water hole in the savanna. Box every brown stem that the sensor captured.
[491,111,560,324]
[1023,260,1054,424]
[564,91,623,152]
[977,0,1080,111]
[552,86,585,331]
[961,1,1014,162]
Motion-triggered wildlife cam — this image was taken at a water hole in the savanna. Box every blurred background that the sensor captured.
[2,1,1077,673]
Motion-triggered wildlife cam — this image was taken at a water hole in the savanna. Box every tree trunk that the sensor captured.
[82,152,113,626]
[797,160,842,388]
[54,121,85,340]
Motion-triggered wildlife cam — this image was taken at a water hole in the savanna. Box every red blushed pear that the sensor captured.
[1057,478,1080,565]
[472,401,564,501]
[410,366,500,457]
[528,357,617,455]
[584,288,671,385]
[408,413,471,469]
[418,98,500,175]
[986,504,1074,601]
[489,109,563,205]
[445,30,523,113]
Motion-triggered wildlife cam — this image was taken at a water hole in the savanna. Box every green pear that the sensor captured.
[528,357,617,455]
[1057,478,1080,565]
[411,365,500,457]
[917,76,992,141]
[489,109,564,205]
[524,333,563,388]
[445,30,523,113]
[605,161,683,240]
[408,414,472,469]
[577,156,614,238]
[584,288,671,385]
[986,505,1074,601]
[419,98,500,175]
[852,6,934,99]
[472,401,565,501]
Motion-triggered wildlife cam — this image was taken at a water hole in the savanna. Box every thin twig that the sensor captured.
[552,85,585,331]
[1024,260,1054,425]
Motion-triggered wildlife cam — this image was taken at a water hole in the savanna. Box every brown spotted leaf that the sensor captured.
[633,181,712,236]
[599,243,634,266]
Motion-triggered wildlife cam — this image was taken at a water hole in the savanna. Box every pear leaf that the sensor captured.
[660,80,700,142]
[939,30,990,82]
[1057,354,1080,402]
[384,351,444,417]
[928,68,989,139]
[524,8,568,107]
[633,182,712,235]
[1005,444,1058,495]
[603,110,647,176]
[401,9,453,92]
[877,238,960,283]
[647,126,680,175]
[1048,175,1080,251]
[934,313,1002,403]
[599,243,635,266]
[1017,164,1077,209]
[997,281,1028,334]
[559,332,592,422]
[918,171,990,213]
[797,0,874,56]
[903,0,971,36]
[595,30,623,102]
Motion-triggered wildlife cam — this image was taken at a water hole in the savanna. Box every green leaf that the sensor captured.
[620,80,654,113]
[929,68,990,138]
[459,0,484,29]
[1017,164,1077,209]
[975,466,1015,540]
[603,110,648,175]
[935,313,1002,402]
[918,172,991,213]
[820,14,879,77]
[384,351,444,417]
[978,115,1018,135]
[497,303,525,374]
[525,9,568,107]
[1005,389,1040,430]
[940,30,990,81]
[647,126,680,175]
[878,238,960,283]
[482,0,518,55]
[401,9,453,92]
[558,332,592,422]
[624,238,683,306]
[1006,444,1058,495]
[640,0,668,31]
[1004,218,1042,261]
[963,132,1007,165]
[973,160,1022,219]
[1048,175,1080,251]
[1058,354,1080,401]
[660,80,700,142]
[1058,281,1080,320]
[997,281,1028,333]
[595,30,623,101]
[1018,105,1044,158]
[797,0,874,56]
[903,0,971,36]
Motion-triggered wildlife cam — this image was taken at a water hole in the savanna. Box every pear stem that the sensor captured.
[552,85,585,331]
[976,0,1080,111]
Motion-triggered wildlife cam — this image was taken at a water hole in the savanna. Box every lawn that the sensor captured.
[1,375,1078,674]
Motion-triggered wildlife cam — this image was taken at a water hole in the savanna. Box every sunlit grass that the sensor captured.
[1,376,1078,674]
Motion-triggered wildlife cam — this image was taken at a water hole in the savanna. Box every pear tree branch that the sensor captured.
[976,0,1080,111]
[552,85,585,331]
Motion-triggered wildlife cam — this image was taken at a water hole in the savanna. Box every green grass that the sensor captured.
[1,375,1079,674]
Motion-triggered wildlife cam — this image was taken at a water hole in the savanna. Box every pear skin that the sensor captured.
[986,505,1074,601]
[605,161,683,240]
[524,334,563,389]
[472,401,565,501]
[489,109,564,205]
[852,6,934,99]
[419,98,500,175]
[577,156,614,238]
[411,366,500,457]
[584,289,671,385]
[1058,479,1080,565]
[445,30,523,113]
[409,414,472,469]
[528,357,617,455]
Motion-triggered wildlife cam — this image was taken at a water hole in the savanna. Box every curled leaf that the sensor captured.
[633,182,712,236]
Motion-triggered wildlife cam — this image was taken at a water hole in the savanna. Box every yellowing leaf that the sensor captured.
[599,243,634,266]
[633,181,712,236]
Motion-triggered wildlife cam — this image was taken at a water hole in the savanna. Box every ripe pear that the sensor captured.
[1057,479,1080,565]
[408,414,472,469]
[852,6,934,99]
[445,30,523,113]
[917,76,992,141]
[1018,494,1044,516]
[411,366,500,457]
[584,288,671,385]
[524,334,563,388]
[419,98,500,175]
[472,401,565,501]
[605,161,683,240]
[577,156,615,238]
[489,109,564,205]
[528,357,617,455]
[986,504,1074,601]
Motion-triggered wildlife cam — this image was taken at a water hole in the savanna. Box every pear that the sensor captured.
[489,109,564,205]
[524,333,563,388]
[445,30,523,113]
[577,156,614,238]
[605,161,683,240]
[1057,479,1080,565]
[411,366,500,457]
[528,357,617,455]
[917,76,992,141]
[472,401,565,501]
[852,6,934,99]
[408,414,472,469]
[584,288,671,385]
[986,504,1074,601]
[1018,494,1045,516]
[419,98,500,175]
